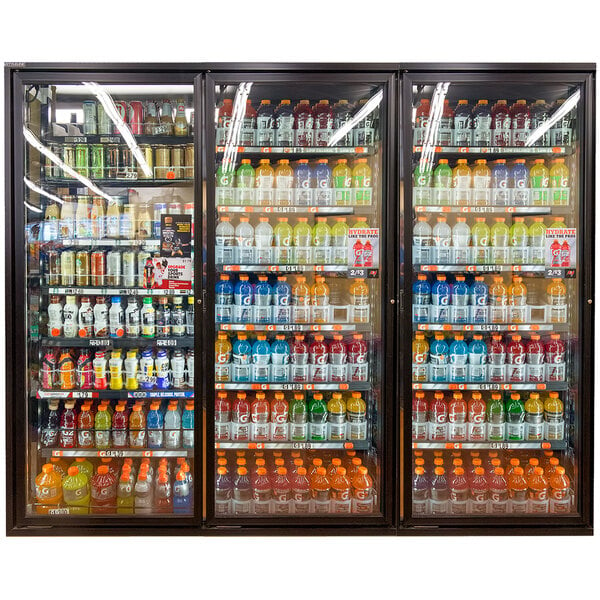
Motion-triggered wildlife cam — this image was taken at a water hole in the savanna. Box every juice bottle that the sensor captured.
[77,403,94,448]
[35,464,63,514]
[111,403,128,449]
[529,217,546,265]
[94,404,111,449]
[530,159,549,206]
[90,196,105,239]
[549,158,570,205]
[490,217,510,264]
[412,333,429,382]
[62,466,90,514]
[352,158,372,205]
[471,217,490,264]
[104,198,122,237]
[332,159,352,205]
[349,278,370,323]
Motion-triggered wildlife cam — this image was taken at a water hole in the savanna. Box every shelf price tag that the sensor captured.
[98,449,124,458]
[89,339,110,347]
[292,442,312,449]
[445,443,462,449]
[156,339,177,347]
[48,508,70,515]
[490,442,510,450]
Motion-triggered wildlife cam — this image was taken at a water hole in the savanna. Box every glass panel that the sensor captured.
[410,81,581,518]
[24,82,196,516]
[212,81,385,517]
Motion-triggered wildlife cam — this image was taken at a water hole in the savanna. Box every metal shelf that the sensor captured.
[40,336,194,348]
[41,448,194,458]
[36,389,195,400]
[215,382,371,392]
[412,382,568,391]
[44,134,194,145]
[414,323,569,333]
[216,205,366,215]
[217,265,379,277]
[412,145,573,155]
[39,238,161,248]
[44,286,193,296]
[215,441,370,450]
[216,145,376,156]
[42,177,193,188]
[217,323,370,333]
[413,205,569,215]
[411,441,568,451]
[416,264,546,274]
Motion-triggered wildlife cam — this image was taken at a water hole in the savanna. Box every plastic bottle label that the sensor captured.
[428,421,447,441]
[251,422,269,441]
[348,420,367,441]
[290,423,308,441]
[468,422,486,442]
[309,422,327,441]
[448,422,467,441]
[487,423,505,441]
[506,422,525,441]
[545,420,565,441]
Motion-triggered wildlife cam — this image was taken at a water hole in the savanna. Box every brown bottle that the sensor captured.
[144,101,159,135]
[159,99,174,136]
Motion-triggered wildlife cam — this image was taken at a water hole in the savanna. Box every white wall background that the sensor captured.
[1,1,598,598]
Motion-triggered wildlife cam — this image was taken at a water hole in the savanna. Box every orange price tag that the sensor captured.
[344,442,354,449]
[537,384,547,390]
[339,384,349,390]
[542,442,551,449]
[166,171,175,179]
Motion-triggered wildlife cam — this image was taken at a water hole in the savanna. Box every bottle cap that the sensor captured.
[98,465,109,475]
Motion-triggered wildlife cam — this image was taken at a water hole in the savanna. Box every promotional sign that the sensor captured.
[545,227,576,276]
[160,214,192,258]
[147,257,193,290]
[347,227,380,271]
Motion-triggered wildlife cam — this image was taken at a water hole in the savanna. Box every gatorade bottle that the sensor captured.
[490,217,510,264]
[255,160,275,206]
[312,217,332,264]
[413,467,430,515]
[530,159,550,206]
[254,217,273,264]
[508,466,528,513]
[432,216,451,263]
[273,159,294,206]
[545,391,565,440]
[549,466,572,513]
[414,98,430,146]
[491,159,510,205]
[472,159,491,205]
[349,278,370,324]
[352,158,372,205]
[510,158,530,205]
[274,99,295,146]
[310,466,331,513]
[472,99,492,146]
[507,334,526,383]
[488,335,506,382]
[452,217,471,265]
[413,216,433,265]
[412,274,431,323]
[454,99,473,146]
[468,392,487,441]
[313,99,333,146]
[309,333,330,381]
[256,99,275,146]
[215,332,232,382]
[412,333,429,382]
[448,392,467,442]
[431,274,450,324]
[433,158,452,205]
[235,159,255,198]
[351,466,374,514]
[73,457,93,482]
[294,159,313,205]
[510,99,530,146]
[469,466,489,514]
[329,466,352,513]
[327,392,347,440]
[430,466,449,515]
[528,217,546,265]
[452,159,472,206]
[438,100,454,146]
[486,393,505,441]
[331,217,349,265]
[294,99,314,147]
[412,391,428,441]
[469,276,488,324]
[468,334,487,383]
[129,404,147,448]
[487,467,508,513]
[347,392,367,441]
[530,99,550,146]
[232,466,252,516]
[308,393,328,441]
[528,467,549,513]
[549,158,570,205]
[429,333,449,383]
[35,464,63,514]
[332,158,352,206]
[526,336,545,383]
[293,217,312,265]
[547,279,567,324]
[90,465,117,514]
[508,276,528,324]
[241,99,256,146]
[489,276,508,324]
[491,100,511,147]
[448,334,468,383]
[506,392,526,441]
[471,218,490,265]
[545,333,566,382]
[216,99,233,145]
[509,217,529,265]
[428,392,448,441]
[214,467,233,516]
[289,393,308,441]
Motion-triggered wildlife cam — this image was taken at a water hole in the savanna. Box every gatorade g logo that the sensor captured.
[314,353,328,365]
[417,175,428,186]
[354,489,371,501]
[476,295,487,306]
[335,490,350,501]
[511,354,525,365]
[530,489,548,501]
[236,413,250,424]
[472,491,486,502]
[92,486,112,499]
[64,486,86,503]
[470,412,485,424]
[438,295,449,306]
[215,352,229,364]
[552,353,565,364]
[36,485,58,499]
[560,177,568,187]
[220,175,231,186]
[318,179,329,188]
[279,236,291,246]
[552,489,569,500]
[241,295,252,306]
[277,296,289,306]
[273,412,288,424]
[435,412,447,424]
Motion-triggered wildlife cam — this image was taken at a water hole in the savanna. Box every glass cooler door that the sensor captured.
[405,73,590,523]
[21,78,198,520]
[205,73,395,523]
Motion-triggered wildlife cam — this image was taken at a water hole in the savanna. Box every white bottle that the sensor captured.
[235,217,255,264]
[171,350,186,389]
[186,351,194,387]
[62,296,79,338]
[413,217,432,264]
[140,297,156,338]
[134,473,153,513]
[254,217,274,264]
[93,298,109,337]
[451,217,471,264]
[215,216,235,264]
[125,298,140,337]
[165,405,182,449]
[75,196,91,239]
[78,297,94,338]
[109,296,125,338]
[432,216,452,264]
[47,295,63,337]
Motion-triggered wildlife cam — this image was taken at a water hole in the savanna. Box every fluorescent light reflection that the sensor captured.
[328,90,383,147]
[23,127,114,203]
[24,177,65,204]
[526,90,580,146]
[419,82,450,174]
[82,81,153,177]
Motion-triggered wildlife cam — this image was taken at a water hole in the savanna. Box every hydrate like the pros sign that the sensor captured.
[545,228,576,270]
[348,227,380,269]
